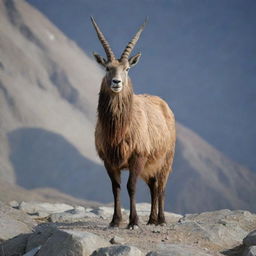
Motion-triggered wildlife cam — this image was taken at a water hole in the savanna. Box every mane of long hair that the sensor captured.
[97,77,133,165]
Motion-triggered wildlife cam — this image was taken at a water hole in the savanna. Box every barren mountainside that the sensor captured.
[0,0,101,182]
[168,123,256,213]
[0,0,256,214]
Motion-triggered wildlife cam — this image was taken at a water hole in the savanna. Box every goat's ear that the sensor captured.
[93,52,107,67]
[128,52,141,67]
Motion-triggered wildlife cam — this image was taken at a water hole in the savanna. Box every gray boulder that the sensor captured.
[243,246,256,256]
[91,206,116,219]
[176,209,255,248]
[0,234,30,256]
[146,244,212,256]
[23,246,41,256]
[91,245,143,256]
[26,224,58,252]
[49,206,97,222]
[19,201,74,217]
[244,230,256,247]
[181,209,256,231]
[26,224,109,256]
[0,202,35,241]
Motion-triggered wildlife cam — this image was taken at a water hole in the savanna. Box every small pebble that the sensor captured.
[110,236,125,245]
[9,200,19,208]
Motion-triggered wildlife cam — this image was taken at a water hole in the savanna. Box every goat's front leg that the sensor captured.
[105,163,122,227]
[127,156,146,229]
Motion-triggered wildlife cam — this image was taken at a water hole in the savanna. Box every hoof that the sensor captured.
[157,219,167,226]
[109,216,122,228]
[109,222,120,228]
[147,219,158,225]
[127,224,139,230]
[157,216,166,226]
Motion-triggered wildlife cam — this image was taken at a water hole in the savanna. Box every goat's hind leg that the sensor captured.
[157,170,170,226]
[147,177,158,225]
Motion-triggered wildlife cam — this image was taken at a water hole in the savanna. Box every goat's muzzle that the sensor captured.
[111,78,123,93]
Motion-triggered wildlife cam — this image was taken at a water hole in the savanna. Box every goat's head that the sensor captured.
[91,17,146,93]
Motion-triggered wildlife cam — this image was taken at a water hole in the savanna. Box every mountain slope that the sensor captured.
[0,0,101,183]
[0,0,255,214]
[168,123,256,213]
[0,179,100,208]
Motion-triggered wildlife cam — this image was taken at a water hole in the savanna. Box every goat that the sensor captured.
[91,17,176,229]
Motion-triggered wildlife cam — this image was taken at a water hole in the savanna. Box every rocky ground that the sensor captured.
[0,201,256,256]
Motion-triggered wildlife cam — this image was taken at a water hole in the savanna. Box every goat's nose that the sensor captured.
[112,79,121,84]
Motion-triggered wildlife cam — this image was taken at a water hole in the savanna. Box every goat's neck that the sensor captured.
[98,79,133,144]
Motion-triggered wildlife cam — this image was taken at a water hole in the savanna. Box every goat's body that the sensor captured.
[95,93,176,180]
[95,79,176,227]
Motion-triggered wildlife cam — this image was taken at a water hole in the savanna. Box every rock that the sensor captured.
[165,212,183,221]
[175,209,255,248]
[244,230,256,246]
[91,206,115,218]
[26,224,58,252]
[85,207,93,212]
[49,206,97,222]
[110,236,125,245]
[19,201,74,217]
[84,211,99,218]
[0,201,36,241]
[181,209,256,231]
[23,246,41,256]
[26,224,109,256]
[243,246,256,256]
[0,234,30,256]
[9,200,19,208]
[175,219,247,247]
[81,207,99,218]
[91,245,143,256]
[146,252,158,256]
[146,244,212,256]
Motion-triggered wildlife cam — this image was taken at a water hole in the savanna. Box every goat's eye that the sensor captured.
[106,67,110,72]
[126,67,130,72]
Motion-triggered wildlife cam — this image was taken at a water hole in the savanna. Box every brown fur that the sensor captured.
[91,18,176,228]
[95,77,176,227]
